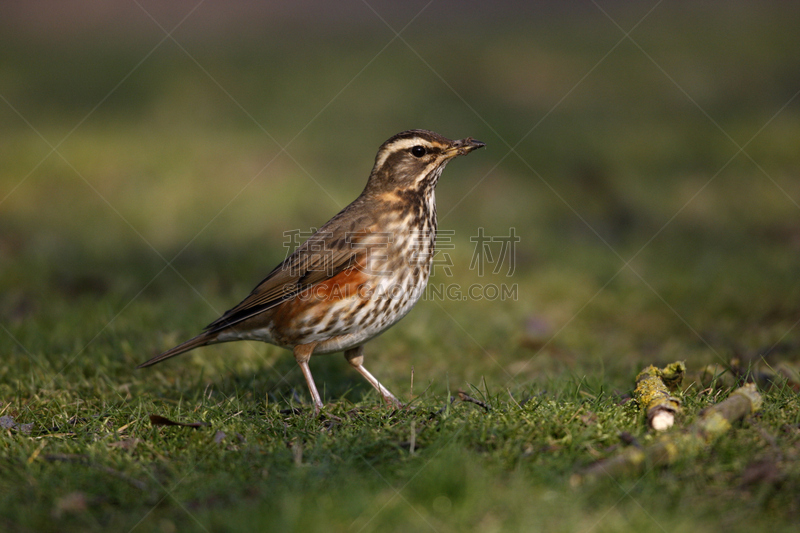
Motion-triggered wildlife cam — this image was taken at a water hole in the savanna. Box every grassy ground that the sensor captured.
[2,2,800,531]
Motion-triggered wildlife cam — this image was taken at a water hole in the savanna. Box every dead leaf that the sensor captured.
[213,431,226,444]
[0,415,33,434]
[149,414,210,428]
[53,491,88,518]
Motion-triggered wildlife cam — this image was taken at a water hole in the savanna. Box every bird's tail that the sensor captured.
[137,332,215,368]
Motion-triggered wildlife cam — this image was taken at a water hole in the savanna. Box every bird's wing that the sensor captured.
[204,208,378,333]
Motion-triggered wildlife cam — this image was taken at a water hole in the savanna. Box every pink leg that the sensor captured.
[344,346,402,408]
[294,343,323,414]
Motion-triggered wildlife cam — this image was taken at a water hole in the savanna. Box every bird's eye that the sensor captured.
[411,145,426,158]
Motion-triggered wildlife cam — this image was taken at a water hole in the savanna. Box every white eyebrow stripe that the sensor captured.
[374,138,433,170]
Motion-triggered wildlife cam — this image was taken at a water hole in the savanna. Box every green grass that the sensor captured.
[2,2,800,531]
[2,385,799,532]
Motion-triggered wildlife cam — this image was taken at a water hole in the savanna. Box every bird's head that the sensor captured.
[365,129,485,195]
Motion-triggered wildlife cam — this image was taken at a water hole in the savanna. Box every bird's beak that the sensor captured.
[444,137,486,158]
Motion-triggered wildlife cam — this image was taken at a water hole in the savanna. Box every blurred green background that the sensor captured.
[3,0,799,394]
[2,1,800,531]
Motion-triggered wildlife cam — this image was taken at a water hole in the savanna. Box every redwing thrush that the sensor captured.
[138,130,485,412]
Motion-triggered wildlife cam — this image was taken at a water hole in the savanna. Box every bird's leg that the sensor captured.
[293,343,323,414]
[344,346,402,408]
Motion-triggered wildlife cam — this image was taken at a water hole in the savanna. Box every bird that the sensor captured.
[137,129,485,413]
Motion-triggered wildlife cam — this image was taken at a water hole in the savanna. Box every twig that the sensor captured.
[574,383,762,484]
[292,440,303,466]
[457,390,491,412]
[507,389,521,409]
[633,362,685,431]
[410,365,414,401]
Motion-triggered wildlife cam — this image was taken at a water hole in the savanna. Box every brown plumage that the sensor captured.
[138,129,485,412]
